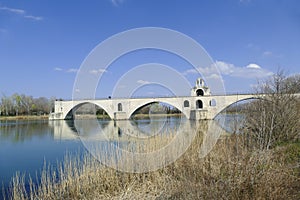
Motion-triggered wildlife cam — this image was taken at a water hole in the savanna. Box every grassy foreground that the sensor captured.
[6,131,300,200]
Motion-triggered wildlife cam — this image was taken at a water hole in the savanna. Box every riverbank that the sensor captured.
[0,115,49,121]
[8,133,300,199]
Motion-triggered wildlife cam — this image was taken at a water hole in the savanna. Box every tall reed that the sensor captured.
[7,132,300,200]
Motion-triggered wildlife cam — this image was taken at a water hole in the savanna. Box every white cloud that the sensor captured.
[111,0,125,6]
[216,61,273,78]
[89,70,98,75]
[182,66,220,76]
[54,67,63,71]
[240,0,251,2]
[137,80,150,84]
[89,68,107,75]
[215,61,235,75]
[182,68,197,75]
[246,43,260,51]
[0,6,25,14]
[67,68,78,73]
[263,51,272,57]
[24,15,43,21]
[206,73,221,79]
[54,67,81,74]
[183,61,273,79]
[0,5,43,21]
[246,63,261,69]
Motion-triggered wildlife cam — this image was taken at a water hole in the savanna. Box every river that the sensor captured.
[0,114,241,198]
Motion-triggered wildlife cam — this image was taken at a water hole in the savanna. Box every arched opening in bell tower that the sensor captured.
[196,89,204,96]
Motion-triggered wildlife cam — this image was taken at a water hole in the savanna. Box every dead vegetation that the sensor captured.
[6,131,300,200]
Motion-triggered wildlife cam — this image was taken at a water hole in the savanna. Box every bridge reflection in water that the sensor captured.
[50,118,230,141]
[49,117,230,172]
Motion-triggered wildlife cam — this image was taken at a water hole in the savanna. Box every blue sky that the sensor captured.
[0,0,299,99]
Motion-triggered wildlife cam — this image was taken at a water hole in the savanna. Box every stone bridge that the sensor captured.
[49,94,257,120]
[49,78,270,120]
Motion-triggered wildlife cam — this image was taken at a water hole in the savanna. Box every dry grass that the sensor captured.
[6,132,300,200]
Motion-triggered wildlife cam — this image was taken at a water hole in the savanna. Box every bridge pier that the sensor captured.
[49,112,64,120]
[114,112,128,120]
[189,109,210,120]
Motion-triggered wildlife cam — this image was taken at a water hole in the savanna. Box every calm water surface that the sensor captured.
[0,114,240,197]
[0,120,84,197]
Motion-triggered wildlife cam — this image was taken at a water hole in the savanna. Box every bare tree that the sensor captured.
[1,94,13,116]
[12,93,22,116]
[22,95,33,115]
[243,71,300,150]
[49,96,56,113]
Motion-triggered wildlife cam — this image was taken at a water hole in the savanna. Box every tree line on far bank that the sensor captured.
[0,94,56,116]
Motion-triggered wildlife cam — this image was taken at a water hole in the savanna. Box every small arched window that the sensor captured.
[210,99,216,107]
[196,100,203,109]
[118,103,122,111]
[184,100,190,107]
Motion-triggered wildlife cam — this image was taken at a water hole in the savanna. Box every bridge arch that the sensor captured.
[128,100,188,119]
[64,102,114,120]
[212,96,263,119]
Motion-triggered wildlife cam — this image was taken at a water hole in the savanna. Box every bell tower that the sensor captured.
[191,78,211,96]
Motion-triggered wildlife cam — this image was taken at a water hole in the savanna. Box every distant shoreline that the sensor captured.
[131,113,183,119]
[0,115,49,121]
[0,113,184,121]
